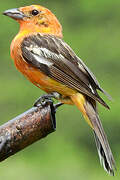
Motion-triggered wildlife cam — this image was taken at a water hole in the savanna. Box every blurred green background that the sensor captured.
[0,0,120,179]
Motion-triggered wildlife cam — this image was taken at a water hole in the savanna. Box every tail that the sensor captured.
[71,93,116,175]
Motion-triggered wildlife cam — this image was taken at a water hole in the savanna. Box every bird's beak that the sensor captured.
[3,8,26,20]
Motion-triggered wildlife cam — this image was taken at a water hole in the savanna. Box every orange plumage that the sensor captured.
[3,5,115,175]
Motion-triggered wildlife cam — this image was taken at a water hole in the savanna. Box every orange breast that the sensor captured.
[10,34,76,97]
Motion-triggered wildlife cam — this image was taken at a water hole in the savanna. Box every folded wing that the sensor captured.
[21,33,109,108]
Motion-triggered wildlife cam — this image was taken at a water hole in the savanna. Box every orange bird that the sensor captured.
[3,5,115,175]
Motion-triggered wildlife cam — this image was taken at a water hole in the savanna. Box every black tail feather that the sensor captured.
[94,131,116,175]
[84,99,116,175]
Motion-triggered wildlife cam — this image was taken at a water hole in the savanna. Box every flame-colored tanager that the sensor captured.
[3,5,115,175]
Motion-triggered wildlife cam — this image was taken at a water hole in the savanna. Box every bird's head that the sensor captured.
[3,5,63,37]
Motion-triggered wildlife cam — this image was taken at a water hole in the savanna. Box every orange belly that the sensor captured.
[10,35,76,104]
[13,53,76,105]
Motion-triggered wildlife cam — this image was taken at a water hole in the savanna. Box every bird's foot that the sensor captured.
[54,102,63,112]
[34,92,61,107]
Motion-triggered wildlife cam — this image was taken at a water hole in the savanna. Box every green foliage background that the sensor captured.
[0,0,120,179]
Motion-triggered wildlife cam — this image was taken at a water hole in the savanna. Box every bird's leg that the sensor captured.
[34,92,61,107]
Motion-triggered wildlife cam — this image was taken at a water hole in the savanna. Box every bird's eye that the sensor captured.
[31,9,39,16]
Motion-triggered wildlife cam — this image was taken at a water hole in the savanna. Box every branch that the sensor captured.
[0,102,57,162]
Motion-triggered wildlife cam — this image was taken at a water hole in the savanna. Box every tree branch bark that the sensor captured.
[0,102,57,162]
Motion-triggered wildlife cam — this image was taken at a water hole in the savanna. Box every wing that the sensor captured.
[21,33,109,108]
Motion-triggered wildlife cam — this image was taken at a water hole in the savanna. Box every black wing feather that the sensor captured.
[21,34,109,108]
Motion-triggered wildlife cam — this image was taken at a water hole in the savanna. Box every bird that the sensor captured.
[3,5,116,175]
